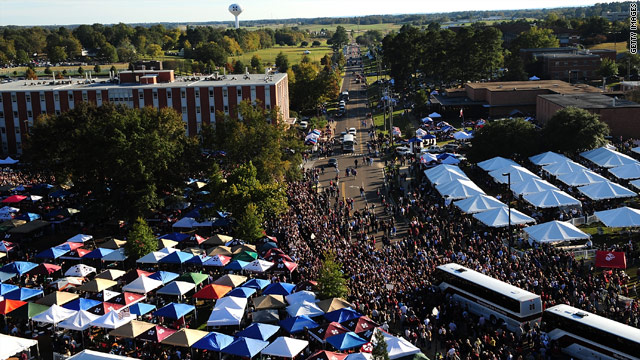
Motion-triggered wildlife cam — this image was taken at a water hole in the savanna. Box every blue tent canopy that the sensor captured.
[32,183,54,190]
[222,337,269,358]
[16,213,40,221]
[83,248,115,259]
[129,303,156,316]
[4,287,43,301]
[0,272,16,282]
[326,332,367,351]
[407,137,423,143]
[226,287,256,298]
[36,247,69,259]
[62,298,101,311]
[153,302,195,320]
[0,283,19,296]
[192,331,234,352]
[237,323,280,341]
[422,134,436,139]
[158,251,194,264]
[148,271,179,285]
[225,260,249,271]
[49,190,71,199]
[263,282,296,296]
[157,232,190,242]
[324,308,362,323]
[279,315,320,334]
[186,255,211,266]
[1,261,38,275]
[212,218,232,227]
[243,279,270,290]
[183,209,201,218]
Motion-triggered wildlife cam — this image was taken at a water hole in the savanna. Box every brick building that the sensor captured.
[431,80,602,118]
[0,70,289,155]
[537,93,640,138]
[520,47,617,81]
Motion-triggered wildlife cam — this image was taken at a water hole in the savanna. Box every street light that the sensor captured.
[502,172,513,253]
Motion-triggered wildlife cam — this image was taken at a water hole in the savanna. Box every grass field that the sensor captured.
[241,23,401,35]
[0,63,129,77]
[230,41,332,66]
[588,41,628,54]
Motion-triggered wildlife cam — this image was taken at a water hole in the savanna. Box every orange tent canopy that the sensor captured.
[0,299,27,314]
[193,284,232,300]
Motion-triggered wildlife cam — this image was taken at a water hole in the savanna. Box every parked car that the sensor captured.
[299,121,308,130]
[348,127,357,135]
[425,145,443,153]
[443,143,459,152]
[395,146,412,155]
[328,158,338,168]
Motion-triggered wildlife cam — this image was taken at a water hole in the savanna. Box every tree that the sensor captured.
[233,60,246,74]
[543,107,609,153]
[97,43,118,63]
[329,26,349,52]
[25,68,37,80]
[312,40,321,47]
[15,49,30,65]
[77,66,84,76]
[125,218,157,260]
[300,41,309,47]
[93,64,101,74]
[511,27,559,50]
[234,203,264,243]
[109,65,117,74]
[25,103,197,221]
[193,42,227,66]
[469,118,540,163]
[372,330,390,360]
[598,58,618,86]
[275,52,289,73]
[250,55,264,74]
[49,46,67,63]
[44,66,52,75]
[146,44,163,58]
[317,250,349,299]
[61,69,68,76]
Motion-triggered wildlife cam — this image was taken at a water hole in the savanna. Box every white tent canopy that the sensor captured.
[206,306,245,326]
[511,178,559,196]
[286,301,324,317]
[244,259,275,273]
[172,217,213,229]
[68,350,140,360]
[594,207,640,227]
[529,151,567,166]
[557,169,608,187]
[631,179,640,191]
[581,147,638,168]
[67,234,93,243]
[477,157,519,172]
[473,207,535,228]
[0,334,38,360]
[90,310,136,329]
[578,181,637,200]
[608,162,640,180]
[452,131,473,140]
[216,296,248,310]
[261,337,309,358]
[102,248,127,262]
[285,291,316,305]
[523,220,590,243]
[454,194,505,214]
[543,160,587,176]
[424,165,469,185]
[523,189,581,208]
[58,310,101,331]
[136,251,170,264]
[122,276,163,294]
[436,179,486,200]
[381,333,421,360]
[157,281,196,296]
[64,264,96,277]
[632,146,640,155]
[489,165,540,184]
[32,304,77,325]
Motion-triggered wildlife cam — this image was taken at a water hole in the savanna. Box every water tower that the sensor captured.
[229,4,243,29]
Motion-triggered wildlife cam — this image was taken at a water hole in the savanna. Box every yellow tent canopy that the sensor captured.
[102,238,127,249]
[95,269,126,281]
[316,298,353,313]
[76,278,118,292]
[232,244,257,254]
[36,291,79,306]
[214,274,247,288]
[203,234,232,246]
[208,246,233,256]
[161,328,208,347]
[183,247,206,255]
[109,320,155,338]
[253,294,287,310]
[158,239,179,249]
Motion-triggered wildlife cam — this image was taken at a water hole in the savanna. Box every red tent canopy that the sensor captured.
[0,299,27,314]
[87,301,124,315]
[111,291,145,306]
[29,263,62,276]
[76,248,91,257]
[62,242,84,251]
[341,316,379,338]
[306,350,348,360]
[1,195,27,203]
[193,284,232,299]
[309,322,349,342]
[136,324,177,342]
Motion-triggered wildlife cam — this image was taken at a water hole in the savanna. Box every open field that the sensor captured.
[0,63,129,77]
[241,23,401,35]
[588,41,628,53]
[230,41,332,66]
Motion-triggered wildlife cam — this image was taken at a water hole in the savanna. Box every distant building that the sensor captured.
[602,11,628,22]
[537,93,640,138]
[0,71,289,155]
[432,80,602,118]
[520,47,616,81]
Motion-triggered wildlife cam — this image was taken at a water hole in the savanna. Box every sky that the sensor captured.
[0,0,620,26]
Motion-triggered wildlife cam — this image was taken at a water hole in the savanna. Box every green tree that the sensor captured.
[61,69,68,76]
[598,58,618,86]
[233,59,246,74]
[93,64,101,74]
[15,49,30,64]
[312,40,321,47]
[543,107,609,153]
[109,65,117,74]
[234,203,264,243]
[275,51,289,73]
[77,66,84,76]
[98,43,119,63]
[25,68,37,80]
[469,118,540,163]
[25,103,197,221]
[300,41,309,47]
[146,44,163,58]
[372,330,390,360]
[317,250,349,299]
[49,46,67,63]
[193,42,227,66]
[44,66,52,75]
[125,218,157,260]
[329,25,349,52]
[511,26,559,50]
[250,55,264,74]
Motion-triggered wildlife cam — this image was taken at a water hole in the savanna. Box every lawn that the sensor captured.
[588,41,628,54]
[230,41,332,66]
[0,63,130,77]
[242,23,401,35]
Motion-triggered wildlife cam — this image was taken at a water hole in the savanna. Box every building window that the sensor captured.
[40,94,45,102]
[237,89,242,97]
[0,112,3,118]
[68,94,73,101]
[54,93,59,102]
[195,90,200,98]
[224,105,229,113]
[0,127,5,133]
[15,128,19,134]
[266,104,271,110]
[223,89,228,98]
[55,110,60,115]
[27,110,32,118]
[13,111,18,118]
[181,91,186,99]
[25,94,31,102]
[209,90,213,97]
[97,92,102,101]
[196,106,201,114]
[210,106,215,113]
[181,106,187,113]
[82,93,87,101]
[11,95,16,102]
[139,92,144,100]
[153,92,158,99]
[167,91,172,99]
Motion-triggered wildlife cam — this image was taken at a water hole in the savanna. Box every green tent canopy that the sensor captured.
[8,302,50,319]
[232,251,258,262]
[177,272,209,285]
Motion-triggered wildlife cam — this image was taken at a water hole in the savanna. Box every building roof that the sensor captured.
[539,53,600,60]
[538,93,640,109]
[464,80,602,94]
[0,73,287,92]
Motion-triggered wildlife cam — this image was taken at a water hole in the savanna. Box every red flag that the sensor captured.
[595,251,626,269]
[360,342,373,353]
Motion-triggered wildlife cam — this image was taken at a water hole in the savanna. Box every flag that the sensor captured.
[459,109,463,118]
[595,251,626,269]
[360,342,373,353]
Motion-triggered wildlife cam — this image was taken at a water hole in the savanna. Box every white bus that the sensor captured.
[543,304,640,360]
[435,263,542,333]
[342,134,355,152]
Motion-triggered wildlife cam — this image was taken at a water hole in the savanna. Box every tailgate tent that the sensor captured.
[477,157,518,172]
[578,181,637,200]
[192,331,235,352]
[261,336,309,358]
[557,169,608,187]
[57,310,101,331]
[489,165,540,184]
[543,160,587,176]
[523,220,590,244]
[0,334,38,360]
[473,207,535,227]
[609,162,640,180]
[510,178,559,196]
[594,207,640,227]
[523,189,581,208]
[581,147,638,168]
[222,337,270,358]
[454,194,505,214]
[436,179,485,200]
[32,304,76,325]
[382,333,421,360]
[122,276,163,294]
[529,151,567,166]
[68,350,139,360]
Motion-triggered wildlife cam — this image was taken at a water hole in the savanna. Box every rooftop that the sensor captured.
[538,93,640,109]
[539,53,600,59]
[0,73,287,92]
[465,80,602,94]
